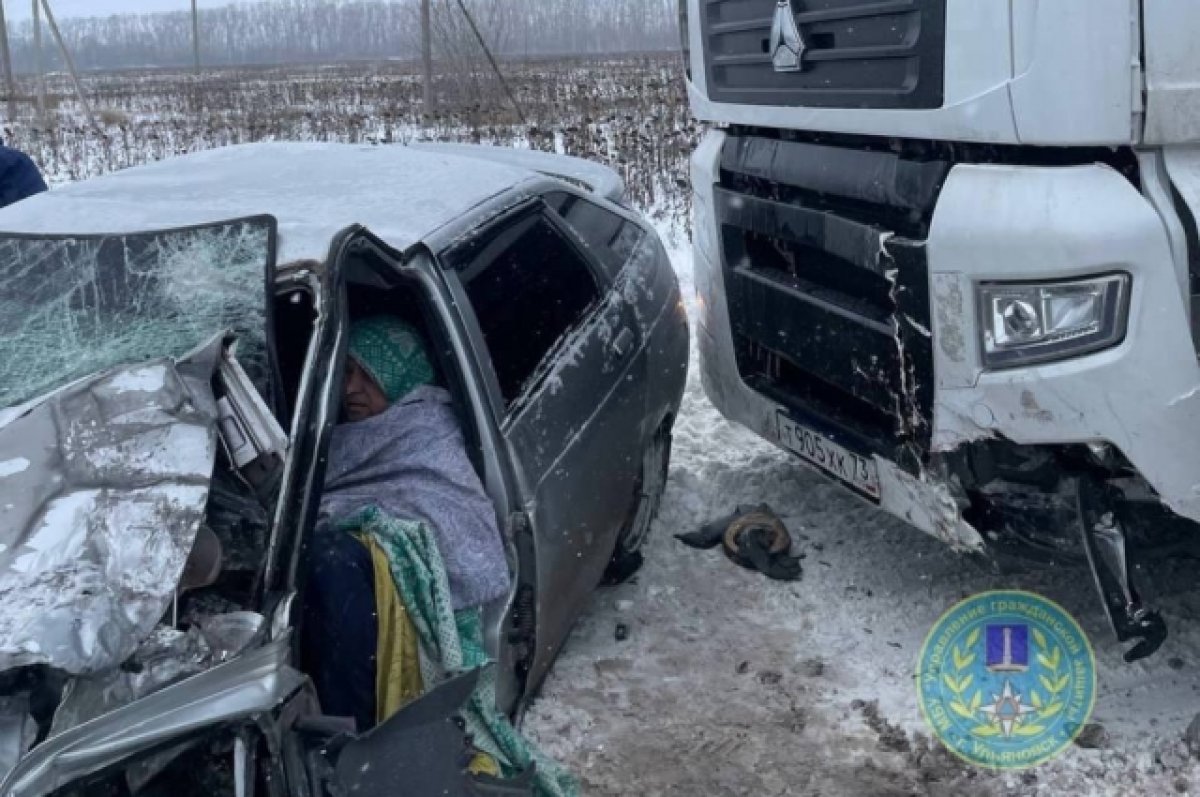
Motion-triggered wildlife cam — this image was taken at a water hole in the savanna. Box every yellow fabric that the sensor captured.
[361,534,423,724]
[468,753,502,778]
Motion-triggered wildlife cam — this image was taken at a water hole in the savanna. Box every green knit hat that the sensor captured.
[347,316,435,404]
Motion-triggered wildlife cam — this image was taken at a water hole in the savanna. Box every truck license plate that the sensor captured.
[775,412,881,500]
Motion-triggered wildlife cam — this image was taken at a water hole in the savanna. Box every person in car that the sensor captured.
[303,316,511,730]
[0,142,47,208]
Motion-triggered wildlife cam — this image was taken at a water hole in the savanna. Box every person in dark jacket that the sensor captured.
[0,143,47,208]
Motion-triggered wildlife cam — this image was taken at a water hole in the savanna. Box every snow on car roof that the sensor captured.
[0,142,535,262]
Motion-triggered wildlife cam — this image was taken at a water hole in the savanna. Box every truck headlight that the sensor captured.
[978,274,1130,367]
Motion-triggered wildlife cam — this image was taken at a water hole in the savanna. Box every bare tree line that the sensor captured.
[6,0,679,72]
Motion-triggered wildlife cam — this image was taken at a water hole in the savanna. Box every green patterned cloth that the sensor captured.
[337,507,579,797]
[348,316,436,403]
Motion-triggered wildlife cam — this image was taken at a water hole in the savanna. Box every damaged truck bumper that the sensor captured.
[926,160,1200,525]
[692,128,1200,658]
[693,270,984,552]
[690,130,984,552]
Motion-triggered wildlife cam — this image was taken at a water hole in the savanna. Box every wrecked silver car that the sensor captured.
[0,142,688,795]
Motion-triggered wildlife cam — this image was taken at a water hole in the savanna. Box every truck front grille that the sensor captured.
[701,0,947,110]
[717,132,947,471]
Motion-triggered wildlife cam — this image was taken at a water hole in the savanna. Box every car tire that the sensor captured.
[604,422,672,582]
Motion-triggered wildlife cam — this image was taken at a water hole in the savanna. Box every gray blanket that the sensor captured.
[319,385,510,610]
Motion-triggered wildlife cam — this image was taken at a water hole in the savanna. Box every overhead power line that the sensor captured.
[453,0,527,125]
[40,0,95,128]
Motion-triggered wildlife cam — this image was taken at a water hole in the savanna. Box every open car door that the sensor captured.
[443,201,650,693]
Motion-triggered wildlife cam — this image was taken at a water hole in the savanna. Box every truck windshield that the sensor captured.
[0,217,275,409]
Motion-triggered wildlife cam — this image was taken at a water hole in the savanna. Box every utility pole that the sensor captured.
[191,0,201,74]
[41,0,95,129]
[421,0,434,111]
[454,0,525,124]
[0,0,17,123]
[32,0,46,128]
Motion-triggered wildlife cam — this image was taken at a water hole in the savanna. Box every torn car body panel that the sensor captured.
[0,353,219,676]
[0,637,305,797]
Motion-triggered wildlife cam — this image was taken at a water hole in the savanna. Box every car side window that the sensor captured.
[544,191,646,279]
[461,211,603,407]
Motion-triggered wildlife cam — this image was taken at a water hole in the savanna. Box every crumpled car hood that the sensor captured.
[0,347,219,676]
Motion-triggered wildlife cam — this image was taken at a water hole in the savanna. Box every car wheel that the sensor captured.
[605,422,672,582]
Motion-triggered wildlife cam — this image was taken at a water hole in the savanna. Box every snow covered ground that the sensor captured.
[523,223,1200,796]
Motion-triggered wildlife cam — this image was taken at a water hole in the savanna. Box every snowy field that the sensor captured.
[16,57,1200,796]
[523,222,1200,797]
[11,57,697,226]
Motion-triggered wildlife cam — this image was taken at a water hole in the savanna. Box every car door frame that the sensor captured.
[438,193,650,693]
[538,185,689,559]
[540,185,687,443]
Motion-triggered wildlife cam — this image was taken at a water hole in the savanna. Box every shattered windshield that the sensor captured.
[0,217,275,409]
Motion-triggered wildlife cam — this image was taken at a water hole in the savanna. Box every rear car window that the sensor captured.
[544,191,645,279]
[460,212,602,406]
[0,217,275,409]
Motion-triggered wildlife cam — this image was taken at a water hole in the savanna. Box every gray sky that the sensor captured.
[6,0,266,20]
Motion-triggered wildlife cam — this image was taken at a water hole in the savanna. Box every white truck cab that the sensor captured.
[685,0,1200,660]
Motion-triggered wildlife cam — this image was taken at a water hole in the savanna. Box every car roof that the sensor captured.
[0,142,539,263]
